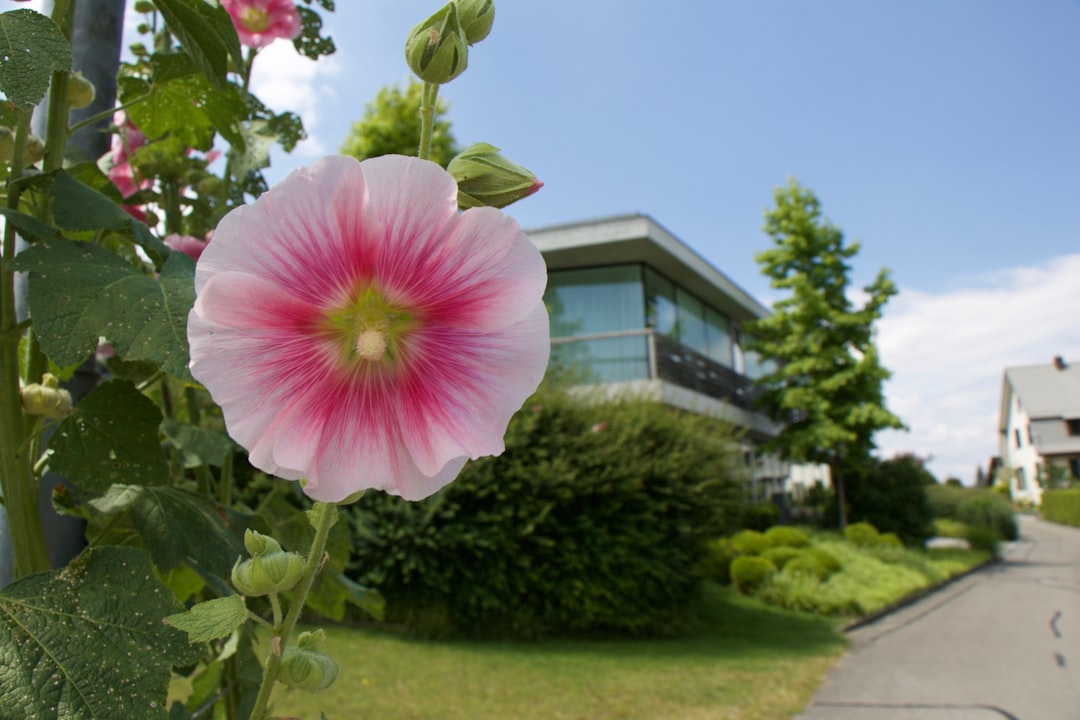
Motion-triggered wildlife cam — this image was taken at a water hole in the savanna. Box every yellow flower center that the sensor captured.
[321,286,416,368]
[241,7,271,32]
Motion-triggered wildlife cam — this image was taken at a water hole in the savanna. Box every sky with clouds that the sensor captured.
[14,0,1080,484]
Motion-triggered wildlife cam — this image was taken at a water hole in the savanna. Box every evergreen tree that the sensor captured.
[747,179,904,526]
[340,79,458,166]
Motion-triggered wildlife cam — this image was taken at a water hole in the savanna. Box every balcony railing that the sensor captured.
[550,328,758,409]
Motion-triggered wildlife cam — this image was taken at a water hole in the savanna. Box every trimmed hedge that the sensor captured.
[1041,489,1080,527]
[731,556,777,595]
[347,388,744,638]
[764,525,810,549]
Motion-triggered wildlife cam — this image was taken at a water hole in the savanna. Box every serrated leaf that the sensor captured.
[0,206,63,246]
[12,239,195,379]
[151,0,242,90]
[0,9,71,109]
[164,595,247,643]
[0,546,200,720]
[89,484,246,576]
[161,419,234,468]
[48,379,168,492]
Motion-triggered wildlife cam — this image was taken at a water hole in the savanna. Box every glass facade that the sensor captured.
[545,262,750,386]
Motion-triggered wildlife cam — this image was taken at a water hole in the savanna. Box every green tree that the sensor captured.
[340,79,458,166]
[747,179,904,527]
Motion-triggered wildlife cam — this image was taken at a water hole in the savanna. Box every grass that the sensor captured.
[269,583,848,720]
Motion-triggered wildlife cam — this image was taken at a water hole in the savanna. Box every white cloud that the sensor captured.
[248,40,341,157]
[875,253,1080,484]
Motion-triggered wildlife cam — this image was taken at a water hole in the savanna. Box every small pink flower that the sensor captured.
[188,155,550,503]
[222,0,302,49]
[165,233,210,261]
[108,113,149,199]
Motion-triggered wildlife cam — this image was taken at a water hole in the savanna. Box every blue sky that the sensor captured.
[18,0,1080,483]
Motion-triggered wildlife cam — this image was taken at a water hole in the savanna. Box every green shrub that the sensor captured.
[730,556,777,595]
[701,537,736,585]
[764,525,810,549]
[878,532,904,548]
[1041,489,1080,527]
[844,521,880,548]
[761,546,803,570]
[846,455,936,546]
[932,518,969,538]
[806,547,842,575]
[730,529,770,557]
[738,502,779,531]
[783,554,831,581]
[925,483,969,519]
[957,494,1017,541]
[348,387,744,638]
[965,525,1000,556]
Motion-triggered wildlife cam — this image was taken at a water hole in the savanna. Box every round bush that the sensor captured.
[844,521,881,548]
[764,525,810,549]
[348,387,744,638]
[783,554,831,581]
[730,556,777,595]
[878,532,904,548]
[806,547,842,575]
[762,546,803,570]
[730,529,770,556]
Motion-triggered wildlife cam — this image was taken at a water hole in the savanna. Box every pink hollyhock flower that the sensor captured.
[165,233,210,261]
[222,0,302,49]
[188,155,549,503]
[108,113,149,199]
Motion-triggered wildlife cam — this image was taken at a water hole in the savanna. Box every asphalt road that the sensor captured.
[797,515,1080,720]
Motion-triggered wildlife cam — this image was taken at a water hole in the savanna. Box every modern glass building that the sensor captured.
[527,214,827,501]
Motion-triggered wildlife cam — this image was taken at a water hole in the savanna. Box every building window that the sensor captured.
[1066,419,1080,437]
[643,268,677,337]
[1015,428,1022,448]
[1027,425,1034,444]
[705,306,733,368]
[1015,467,1026,491]
[674,287,708,356]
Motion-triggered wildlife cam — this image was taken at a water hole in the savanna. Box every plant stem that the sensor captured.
[246,501,338,720]
[0,110,51,580]
[417,82,439,161]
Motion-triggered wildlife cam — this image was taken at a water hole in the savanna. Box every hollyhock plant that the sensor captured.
[165,232,211,261]
[188,154,549,503]
[222,0,303,49]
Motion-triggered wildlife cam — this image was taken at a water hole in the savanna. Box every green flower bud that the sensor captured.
[405,2,468,85]
[67,71,96,110]
[20,375,72,419]
[454,0,494,45]
[133,0,155,13]
[24,134,45,165]
[0,127,15,163]
[448,143,543,209]
[278,630,339,693]
[232,530,305,596]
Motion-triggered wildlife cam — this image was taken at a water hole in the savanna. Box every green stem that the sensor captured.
[0,110,51,580]
[246,501,338,720]
[67,94,150,137]
[220,47,258,209]
[417,82,439,161]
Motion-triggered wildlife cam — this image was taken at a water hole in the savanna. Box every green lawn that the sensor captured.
[269,584,847,720]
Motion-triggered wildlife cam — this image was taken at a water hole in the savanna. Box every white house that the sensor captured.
[526,213,830,504]
[998,357,1080,505]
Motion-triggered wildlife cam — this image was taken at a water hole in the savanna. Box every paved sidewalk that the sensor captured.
[797,515,1080,719]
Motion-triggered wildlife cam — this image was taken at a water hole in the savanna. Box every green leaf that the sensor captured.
[0,9,71,109]
[50,169,169,264]
[89,484,246,576]
[12,238,195,379]
[151,0,242,90]
[293,6,336,60]
[164,594,248,643]
[161,419,235,468]
[0,206,63,246]
[121,55,246,151]
[0,546,200,720]
[48,379,169,492]
[307,571,385,622]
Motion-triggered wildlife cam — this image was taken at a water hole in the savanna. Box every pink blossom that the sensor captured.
[108,113,149,199]
[222,0,302,49]
[188,155,550,502]
[165,233,210,261]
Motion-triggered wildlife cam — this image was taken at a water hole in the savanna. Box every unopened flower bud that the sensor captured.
[448,143,543,209]
[67,71,96,110]
[0,127,14,163]
[24,135,45,165]
[21,375,73,419]
[278,630,339,693]
[405,3,468,85]
[232,530,304,596]
[454,0,494,45]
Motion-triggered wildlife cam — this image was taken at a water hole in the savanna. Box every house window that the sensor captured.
[1015,429,1022,448]
[1027,425,1034,444]
[1015,467,1026,491]
[643,268,677,337]
[1066,419,1080,437]
[545,265,648,383]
